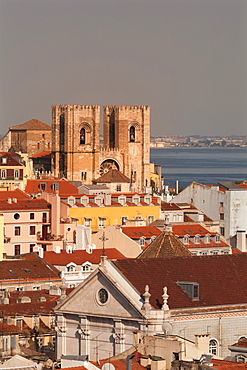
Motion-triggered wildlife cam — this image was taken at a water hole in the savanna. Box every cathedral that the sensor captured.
[52,105,151,192]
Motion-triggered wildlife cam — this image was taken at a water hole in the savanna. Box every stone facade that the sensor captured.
[52,105,150,192]
[0,119,52,156]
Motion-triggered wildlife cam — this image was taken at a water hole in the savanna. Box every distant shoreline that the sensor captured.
[150,146,247,149]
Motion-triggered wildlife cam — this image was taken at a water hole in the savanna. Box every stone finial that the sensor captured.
[142,285,151,312]
[60,278,67,300]
[162,286,169,311]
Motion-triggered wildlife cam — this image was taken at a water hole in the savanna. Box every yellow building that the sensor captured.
[68,193,160,232]
[150,163,162,193]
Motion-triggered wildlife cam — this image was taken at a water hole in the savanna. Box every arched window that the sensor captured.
[80,128,86,145]
[129,126,135,142]
[209,339,218,355]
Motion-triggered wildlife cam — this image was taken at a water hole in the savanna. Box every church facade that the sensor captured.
[52,105,150,192]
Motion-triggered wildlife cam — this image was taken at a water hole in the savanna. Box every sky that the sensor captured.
[1,0,247,137]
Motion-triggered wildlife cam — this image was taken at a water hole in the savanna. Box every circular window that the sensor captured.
[98,288,108,304]
[14,213,20,220]
[67,227,71,232]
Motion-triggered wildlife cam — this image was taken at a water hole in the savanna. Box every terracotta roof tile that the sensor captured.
[172,224,217,237]
[94,169,131,183]
[0,189,30,200]
[122,226,161,239]
[10,119,51,131]
[161,202,181,211]
[138,231,192,258]
[25,178,78,196]
[0,198,50,211]
[0,258,60,281]
[31,151,52,159]
[0,322,21,334]
[43,248,126,266]
[113,254,247,309]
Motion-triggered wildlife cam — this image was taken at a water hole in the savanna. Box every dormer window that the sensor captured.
[95,197,103,206]
[177,281,199,300]
[66,263,76,272]
[39,182,46,191]
[204,234,210,244]
[183,235,189,244]
[68,197,75,206]
[194,235,200,244]
[52,182,59,191]
[215,234,220,243]
[140,237,146,246]
[82,262,92,272]
[150,235,156,243]
[144,195,152,205]
[133,196,140,205]
[81,197,89,206]
[2,157,7,164]
[118,196,126,206]
[84,218,91,227]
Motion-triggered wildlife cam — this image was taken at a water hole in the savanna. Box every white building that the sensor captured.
[171,181,247,247]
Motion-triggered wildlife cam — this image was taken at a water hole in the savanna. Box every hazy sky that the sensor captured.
[1,0,247,136]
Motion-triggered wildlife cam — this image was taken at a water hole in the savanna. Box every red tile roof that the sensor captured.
[0,258,60,282]
[0,189,30,200]
[0,152,23,167]
[0,322,21,334]
[43,249,126,266]
[94,169,131,183]
[113,254,247,309]
[231,337,247,348]
[25,178,78,196]
[211,358,247,369]
[10,118,51,131]
[161,202,181,211]
[172,224,217,237]
[0,198,50,211]
[31,151,52,159]
[122,226,161,239]
[0,300,58,316]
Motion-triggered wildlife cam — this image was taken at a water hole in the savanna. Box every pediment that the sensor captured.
[55,269,144,320]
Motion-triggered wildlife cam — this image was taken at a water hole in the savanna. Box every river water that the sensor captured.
[150,147,247,188]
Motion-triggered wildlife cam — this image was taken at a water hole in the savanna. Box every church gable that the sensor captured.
[55,268,144,320]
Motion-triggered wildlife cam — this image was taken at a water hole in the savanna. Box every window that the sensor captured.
[140,237,146,246]
[84,218,91,227]
[30,226,36,235]
[67,265,75,272]
[95,198,102,206]
[204,234,210,244]
[194,235,200,244]
[1,169,6,179]
[209,339,218,355]
[129,126,135,142]
[3,337,8,352]
[39,182,46,191]
[216,234,220,243]
[80,128,86,144]
[14,213,20,220]
[81,172,87,181]
[220,202,224,207]
[82,264,90,272]
[183,235,189,244]
[14,245,21,255]
[14,226,21,236]
[177,281,199,300]
[98,288,108,304]
[212,251,218,255]
[133,196,140,205]
[220,213,224,220]
[14,169,19,179]
[81,197,88,206]
[42,213,47,223]
[98,218,105,228]
[30,244,36,253]
[220,227,225,236]
[2,157,7,164]
[52,182,59,191]
[16,319,23,329]
[37,142,40,150]
[118,197,126,206]
[122,216,127,225]
[33,286,40,290]
[68,198,75,206]
[148,215,154,224]
[116,184,121,192]
[30,213,35,220]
